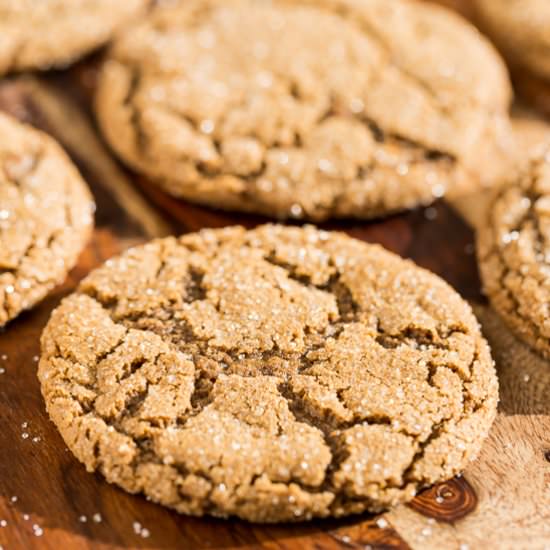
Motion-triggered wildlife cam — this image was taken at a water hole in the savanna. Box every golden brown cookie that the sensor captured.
[473,0,550,80]
[39,225,498,522]
[477,147,550,359]
[0,112,94,327]
[0,0,147,75]
[96,0,514,221]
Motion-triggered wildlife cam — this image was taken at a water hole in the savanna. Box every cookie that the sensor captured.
[0,112,94,327]
[477,147,550,358]
[95,0,514,221]
[39,224,498,522]
[473,0,550,80]
[0,0,147,76]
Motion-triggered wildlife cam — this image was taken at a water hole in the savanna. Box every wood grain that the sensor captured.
[408,477,478,523]
[1,1,549,547]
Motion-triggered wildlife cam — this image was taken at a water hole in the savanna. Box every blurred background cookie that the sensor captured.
[473,0,550,80]
[95,0,514,221]
[0,112,94,327]
[473,0,550,119]
[477,145,550,359]
[0,0,148,76]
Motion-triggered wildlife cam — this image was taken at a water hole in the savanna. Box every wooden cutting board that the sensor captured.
[0,2,549,548]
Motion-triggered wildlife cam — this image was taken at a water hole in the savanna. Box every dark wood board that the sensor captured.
[0,1,549,548]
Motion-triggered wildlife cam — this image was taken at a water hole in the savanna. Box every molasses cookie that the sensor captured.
[473,0,550,80]
[39,224,498,522]
[477,147,550,358]
[0,0,147,75]
[0,112,94,327]
[96,0,513,221]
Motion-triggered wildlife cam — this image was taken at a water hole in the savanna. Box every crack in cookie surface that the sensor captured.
[0,113,94,327]
[96,0,513,221]
[39,225,498,522]
[477,148,550,358]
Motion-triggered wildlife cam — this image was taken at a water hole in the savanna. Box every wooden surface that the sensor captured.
[0,2,550,548]
[514,70,550,121]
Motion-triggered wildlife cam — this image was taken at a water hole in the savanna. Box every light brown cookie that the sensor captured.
[0,112,94,327]
[477,147,550,359]
[449,110,550,229]
[39,224,498,522]
[473,0,550,80]
[0,0,147,75]
[96,0,514,221]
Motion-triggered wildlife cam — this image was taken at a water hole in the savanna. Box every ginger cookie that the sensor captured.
[0,112,94,327]
[473,0,550,80]
[95,0,514,221]
[0,0,147,75]
[477,147,550,359]
[39,225,498,522]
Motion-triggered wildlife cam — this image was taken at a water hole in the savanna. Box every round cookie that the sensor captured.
[0,0,147,76]
[477,147,550,358]
[96,0,514,221]
[473,0,550,80]
[39,224,498,522]
[0,112,94,327]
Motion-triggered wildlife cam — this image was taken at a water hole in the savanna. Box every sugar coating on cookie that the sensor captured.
[96,0,513,221]
[0,113,94,327]
[474,0,550,79]
[39,224,498,522]
[478,148,550,358]
[0,0,147,75]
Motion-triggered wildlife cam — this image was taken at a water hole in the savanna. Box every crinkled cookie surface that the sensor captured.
[478,148,550,359]
[96,0,513,221]
[39,225,498,522]
[0,113,94,327]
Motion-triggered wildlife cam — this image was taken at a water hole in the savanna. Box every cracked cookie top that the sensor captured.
[474,0,550,79]
[0,113,94,327]
[477,148,550,358]
[95,0,514,221]
[0,0,147,75]
[39,224,498,522]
